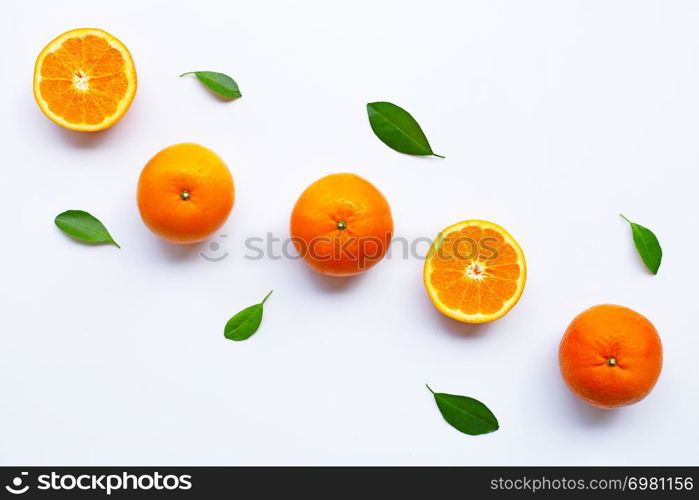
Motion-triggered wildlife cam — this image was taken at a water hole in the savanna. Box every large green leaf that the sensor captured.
[55,210,120,248]
[367,102,443,158]
[427,385,499,435]
[181,71,242,99]
[620,214,662,274]
[224,291,273,341]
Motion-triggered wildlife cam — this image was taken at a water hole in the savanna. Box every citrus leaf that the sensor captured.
[180,71,242,99]
[620,214,662,274]
[224,291,273,341]
[54,210,120,248]
[366,102,444,158]
[426,385,499,435]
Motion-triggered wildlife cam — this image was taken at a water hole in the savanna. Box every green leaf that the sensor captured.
[224,291,273,341]
[620,214,662,274]
[426,384,499,435]
[54,210,120,248]
[180,71,242,99]
[366,102,444,158]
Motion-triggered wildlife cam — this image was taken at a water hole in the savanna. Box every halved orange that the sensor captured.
[33,28,137,132]
[424,220,526,323]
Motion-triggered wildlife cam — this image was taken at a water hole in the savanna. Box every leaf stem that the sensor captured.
[432,153,446,159]
[179,72,196,77]
[261,290,273,304]
[111,239,121,249]
[619,214,631,224]
[425,383,435,394]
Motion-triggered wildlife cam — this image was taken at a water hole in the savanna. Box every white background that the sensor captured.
[1,0,698,465]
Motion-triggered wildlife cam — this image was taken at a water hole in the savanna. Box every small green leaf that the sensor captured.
[180,71,242,99]
[366,102,443,158]
[426,384,499,435]
[54,210,120,248]
[620,214,662,274]
[224,291,273,341]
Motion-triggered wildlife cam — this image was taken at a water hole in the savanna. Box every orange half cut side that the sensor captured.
[33,28,137,132]
[423,220,527,323]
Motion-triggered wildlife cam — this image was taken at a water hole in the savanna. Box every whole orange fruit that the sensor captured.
[290,173,393,276]
[34,28,137,132]
[559,304,662,408]
[137,143,234,244]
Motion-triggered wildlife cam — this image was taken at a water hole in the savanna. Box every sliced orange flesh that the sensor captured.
[33,28,137,132]
[423,220,527,323]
